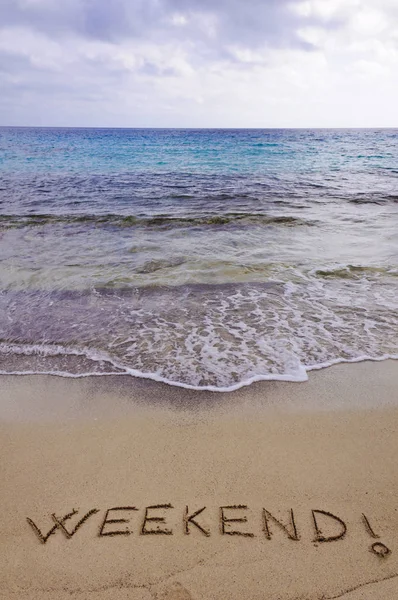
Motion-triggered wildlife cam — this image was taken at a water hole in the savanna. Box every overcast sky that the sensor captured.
[1,0,397,127]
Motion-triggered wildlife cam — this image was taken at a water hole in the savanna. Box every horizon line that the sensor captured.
[1,125,398,130]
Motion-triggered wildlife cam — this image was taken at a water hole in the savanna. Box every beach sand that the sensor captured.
[1,360,398,599]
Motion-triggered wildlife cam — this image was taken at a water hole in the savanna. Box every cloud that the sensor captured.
[0,0,397,126]
[0,0,328,50]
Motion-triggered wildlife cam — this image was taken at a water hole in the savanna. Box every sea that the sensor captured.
[0,127,397,390]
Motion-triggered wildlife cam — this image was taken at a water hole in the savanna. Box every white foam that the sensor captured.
[1,342,397,392]
[1,272,397,391]
[0,370,126,378]
[306,354,398,372]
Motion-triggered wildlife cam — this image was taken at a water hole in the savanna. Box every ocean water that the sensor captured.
[0,127,397,390]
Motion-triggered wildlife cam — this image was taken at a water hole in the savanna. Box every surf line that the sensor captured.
[26,505,391,557]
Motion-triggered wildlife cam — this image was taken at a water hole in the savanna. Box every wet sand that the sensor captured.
[0,360,398,599]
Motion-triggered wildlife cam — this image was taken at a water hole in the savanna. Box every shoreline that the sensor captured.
[0,359,397,422]
[1,352,397,393]
[1,359,398,599]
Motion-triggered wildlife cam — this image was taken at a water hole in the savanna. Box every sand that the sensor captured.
[0,360,398,599]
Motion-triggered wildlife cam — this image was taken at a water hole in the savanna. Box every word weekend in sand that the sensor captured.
[26,504,391,558]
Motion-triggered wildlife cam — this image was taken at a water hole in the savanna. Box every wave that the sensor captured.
[0,342,397,392]
[313,265,398,279]
[1,274,397,391]
[0,213,315,230]
[348,194,398,205]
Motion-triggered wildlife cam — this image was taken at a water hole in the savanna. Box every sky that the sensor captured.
[0,0,398,127]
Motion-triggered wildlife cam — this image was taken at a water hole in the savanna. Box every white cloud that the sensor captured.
[0,0,397,126]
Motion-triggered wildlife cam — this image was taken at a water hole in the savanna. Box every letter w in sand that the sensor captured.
[26,508,99,544]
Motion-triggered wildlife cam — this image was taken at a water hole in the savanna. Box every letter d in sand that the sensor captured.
[312,510,347,543]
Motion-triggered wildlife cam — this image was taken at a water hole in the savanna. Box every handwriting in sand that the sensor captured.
[26,505,391,558]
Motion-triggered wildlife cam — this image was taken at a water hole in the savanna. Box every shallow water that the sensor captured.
[1,127,397,389]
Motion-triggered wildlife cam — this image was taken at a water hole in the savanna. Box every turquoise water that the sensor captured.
[0,128,397,389]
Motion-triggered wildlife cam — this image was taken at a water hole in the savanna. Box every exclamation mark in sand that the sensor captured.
[362,513,391,558]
